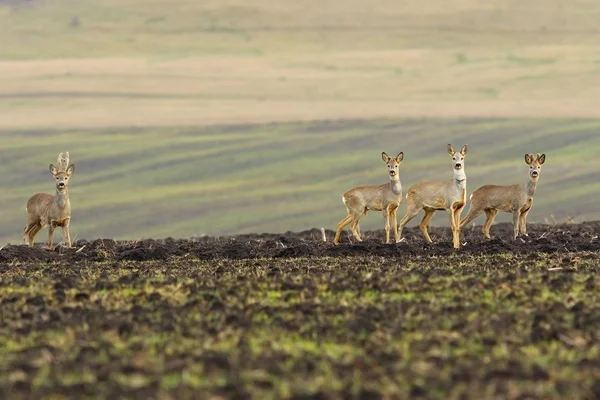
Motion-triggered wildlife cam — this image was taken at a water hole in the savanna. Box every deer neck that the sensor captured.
[453,169,466,191]
[525,177,538,198]
[55,188,70,209]
[389,175,402,195]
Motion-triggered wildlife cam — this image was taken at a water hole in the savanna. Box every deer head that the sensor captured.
[447,144,468,171]
[49,152,75,192]
[382,152,403,178]
[525,153,545,180]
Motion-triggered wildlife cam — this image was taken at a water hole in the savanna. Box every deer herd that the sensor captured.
[334,144,546,248]
[23,147,545,249]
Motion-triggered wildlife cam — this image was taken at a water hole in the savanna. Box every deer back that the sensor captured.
[407,179,463,210]
[471,183,530,212]
[344,182,401,212]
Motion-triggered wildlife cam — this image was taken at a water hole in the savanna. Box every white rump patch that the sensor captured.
[342,195,346,204]
[469,193,473,200]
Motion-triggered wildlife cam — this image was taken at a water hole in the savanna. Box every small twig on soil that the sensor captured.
[276,241,286,248]
[320,227,327,242]
[75,245,86,253]
[558,333,587,347]
[538,232,548,240]
[548,267,563,271]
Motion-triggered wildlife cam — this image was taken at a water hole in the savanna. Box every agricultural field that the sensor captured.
[1,1,600,397]
[0,222,599,398]
[1,118,600,246]
[1,0,600,244]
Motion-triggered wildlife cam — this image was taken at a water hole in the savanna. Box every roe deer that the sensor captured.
[460,153,546,240]
[24,152,75,248]
[398,144,468,249]
[333,152,404,245]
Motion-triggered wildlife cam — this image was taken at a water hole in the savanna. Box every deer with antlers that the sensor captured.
[24,152,75,248]
[460,153,546,240]
[398,144,468,249]
[333,151,404,245]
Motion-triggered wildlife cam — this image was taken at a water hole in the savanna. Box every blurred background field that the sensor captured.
[0,0,599,244]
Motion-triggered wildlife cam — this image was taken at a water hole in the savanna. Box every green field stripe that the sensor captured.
[1,118,599,243]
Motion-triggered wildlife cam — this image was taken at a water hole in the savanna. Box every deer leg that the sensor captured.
[448,211,456,247]
[452,204,465,249]
[350,216,363,242]
[24,216,39,246]
[512,211,520,240]
[30,224,43,246]
[382,209,391,244]
[448,210,460,249]
[399,205,422,241]
[24,222,43,247]
[482,209,498,239]
[460,203,483,229]
[334,213,353,245]
[62,219,72,247]
[519,209,530,237]
[419,208,436,243]
[390,206,400,243]
[23,223,35,245]
[47,224,56,249]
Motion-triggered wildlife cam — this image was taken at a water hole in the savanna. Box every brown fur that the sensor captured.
[460,153,546,239]
[24,152,75,248]
[398,144,468,249]
[334,152,404,245]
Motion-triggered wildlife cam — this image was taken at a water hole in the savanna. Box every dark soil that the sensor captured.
[0,222,599,398]
[1,221,597,263]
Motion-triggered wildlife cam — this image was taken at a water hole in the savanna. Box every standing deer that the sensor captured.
[333,151,404,245]
[460,153,546,240]
[398,144,468,249]
[24,152,75,248]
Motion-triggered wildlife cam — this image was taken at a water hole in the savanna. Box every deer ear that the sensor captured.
[460,144,468,155]
[538,154,546,165]
[67,164,75,176]
[395,152,404,163]
[447,144,455,155]
[382,152,391,163]
[49,164,58,175]
[524,154,532,165]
